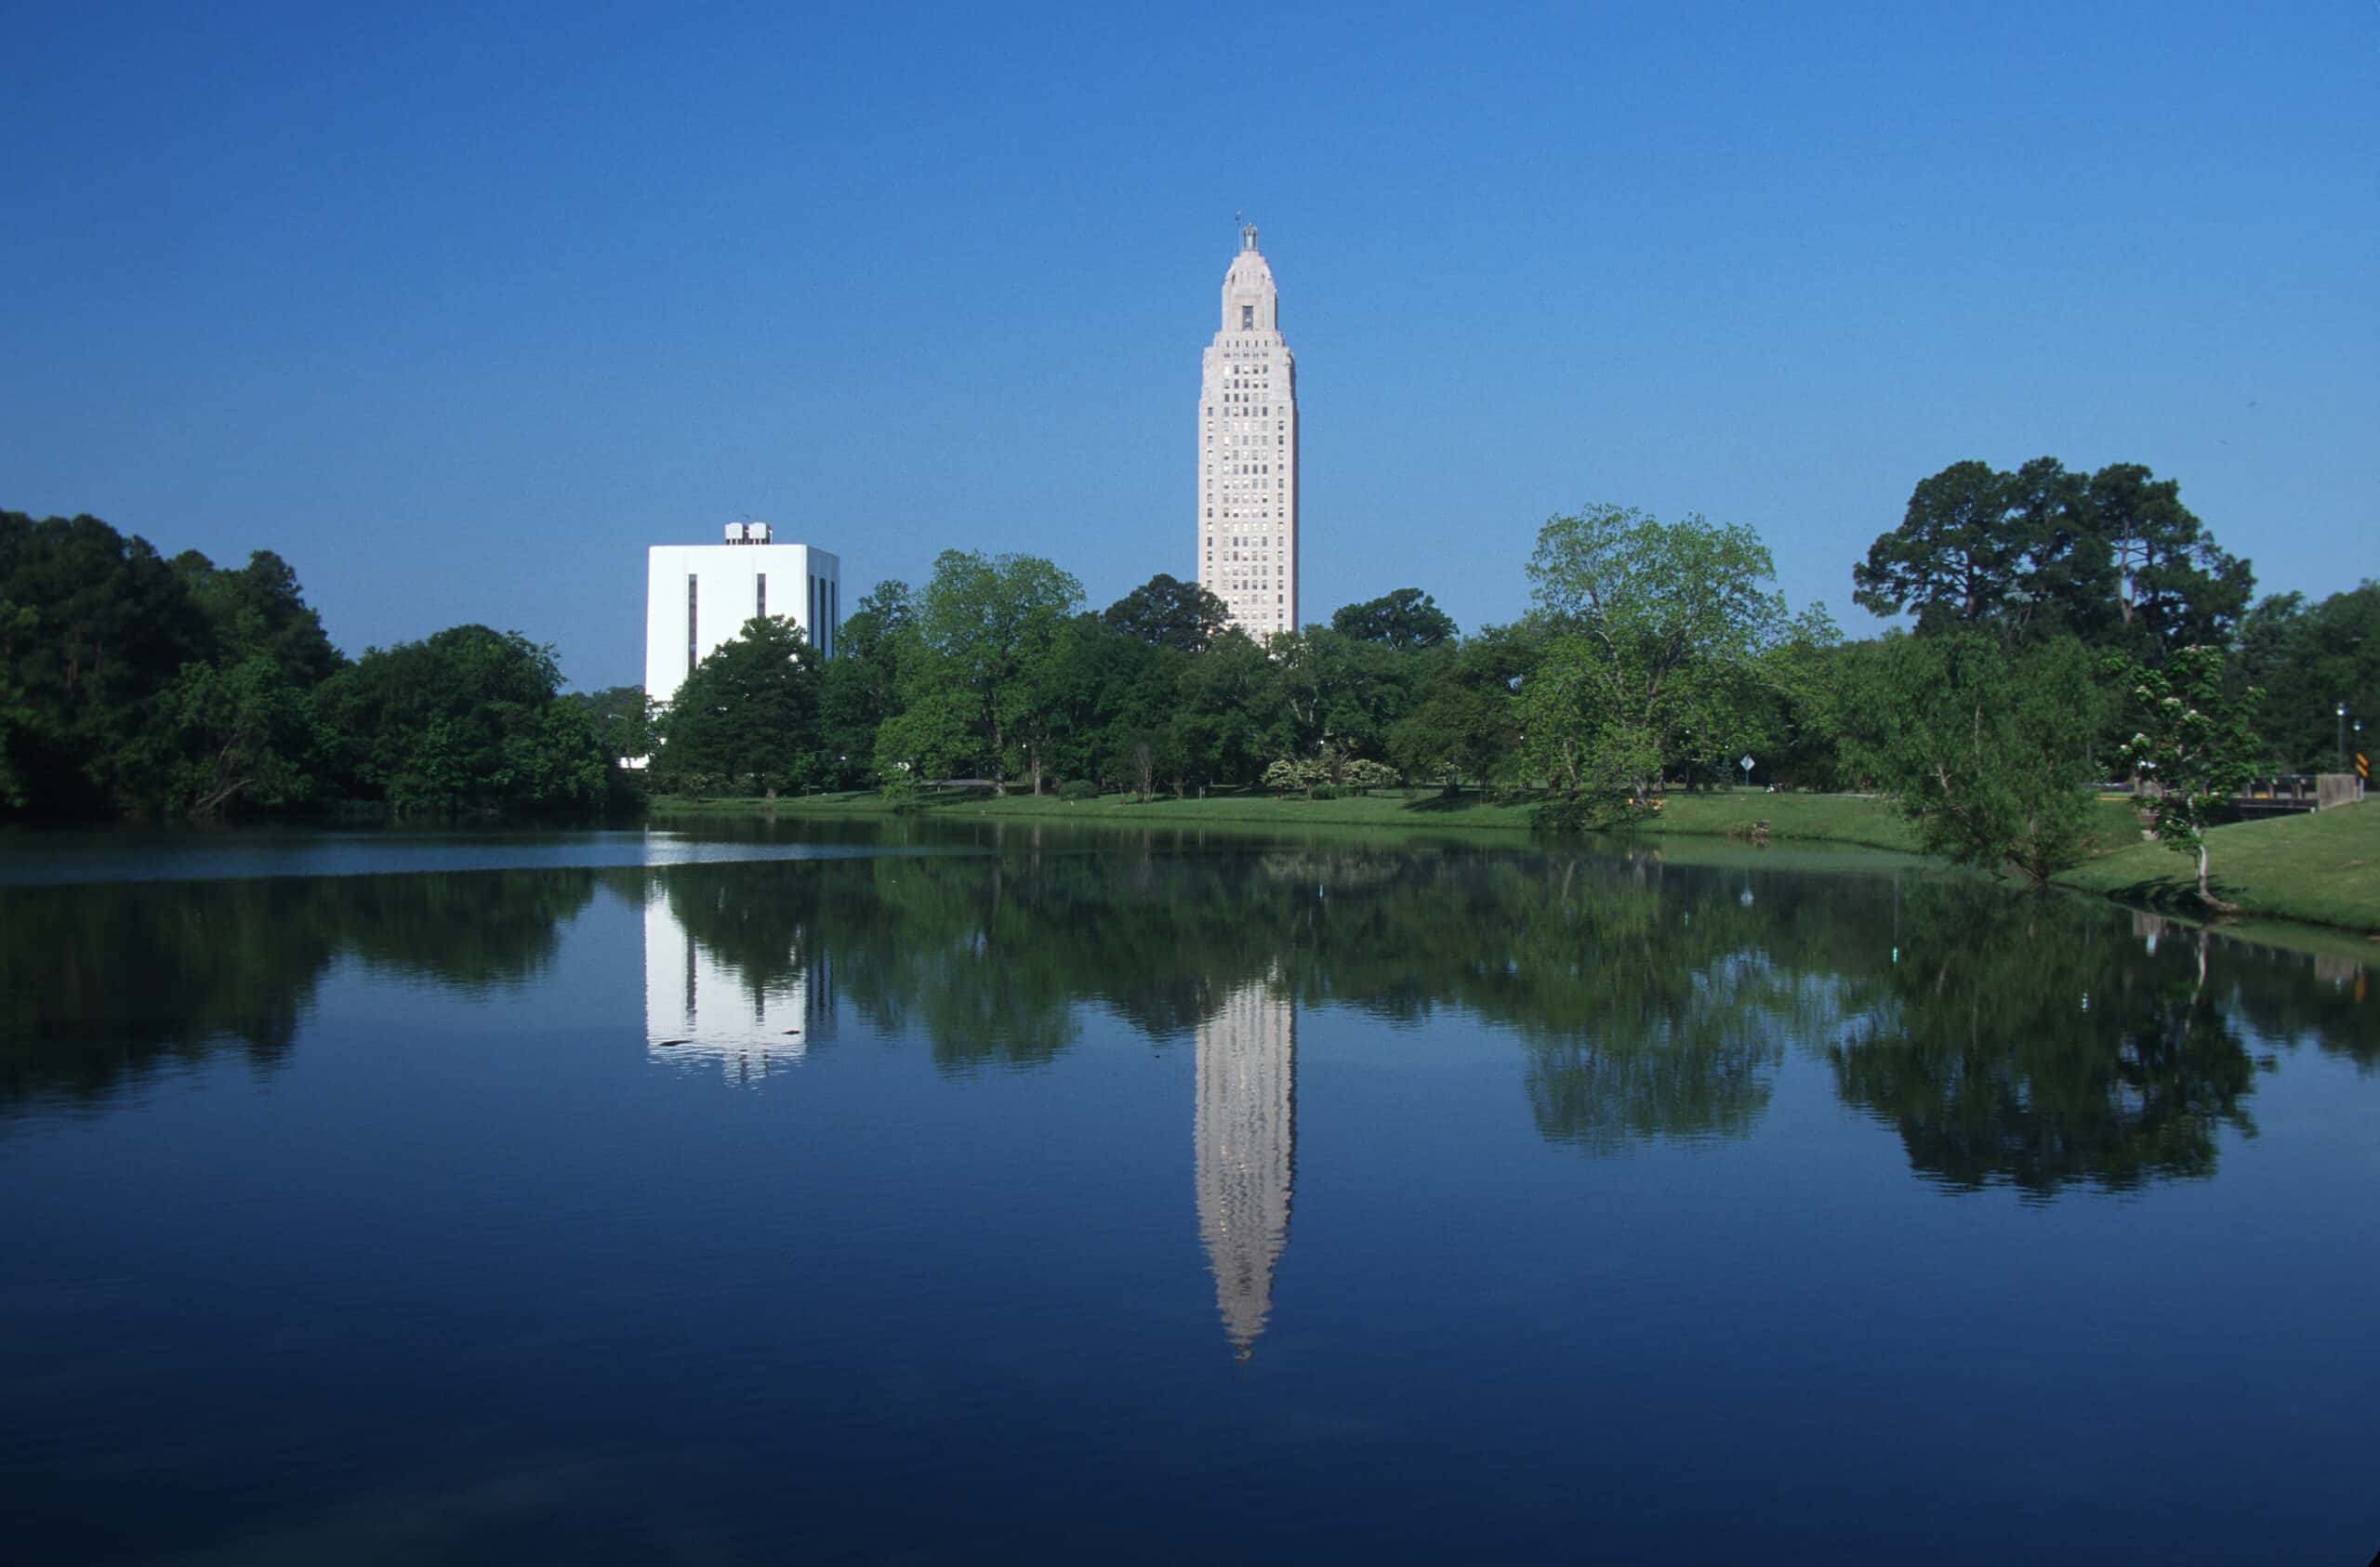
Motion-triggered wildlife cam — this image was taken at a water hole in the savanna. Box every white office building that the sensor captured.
[644,522,840,710]
[1197,224,1299,637]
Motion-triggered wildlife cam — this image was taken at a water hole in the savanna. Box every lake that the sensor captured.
[4,818,2375,1564]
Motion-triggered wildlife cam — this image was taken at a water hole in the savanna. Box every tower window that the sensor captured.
[1241,304,1253,329]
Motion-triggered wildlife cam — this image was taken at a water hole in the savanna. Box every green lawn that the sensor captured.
[647,784,1921,843]
[2054,799,2380,934]
[651,785,1543,834]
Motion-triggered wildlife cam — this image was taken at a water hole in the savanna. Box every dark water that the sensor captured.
[4,821,2375,1565]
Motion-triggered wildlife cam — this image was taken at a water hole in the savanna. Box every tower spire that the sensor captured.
[1195,225,1297,636]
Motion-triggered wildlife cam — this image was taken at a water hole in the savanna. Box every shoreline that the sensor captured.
[649,787,2378,949]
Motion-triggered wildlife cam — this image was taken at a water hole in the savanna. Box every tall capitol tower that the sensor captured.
[1197,223,1298,636]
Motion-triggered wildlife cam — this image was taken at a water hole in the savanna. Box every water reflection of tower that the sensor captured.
[1195,975,1296,1359]
[642,891,836,1086]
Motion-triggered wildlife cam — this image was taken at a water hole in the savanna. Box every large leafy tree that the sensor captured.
[1268,626,1427,763]
[897,550,1083,793]
[1855,457,2250,655]
[1331,587,1458,652]
[656,616,824,797]
[1522,504,1794,797]
[2083,463,2253,652]
[317,625,608,814]
[1171,628,1293,790]
[0,511,213,812]
[1842,631,2107,886]
[1103,573,1230,653]
[1852,457,2097,639]
[159,547,348,816]
[160,655,326,817]
[1392,625,1529,795]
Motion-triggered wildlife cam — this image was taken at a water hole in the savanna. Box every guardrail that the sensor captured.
[2097,774,2363,814]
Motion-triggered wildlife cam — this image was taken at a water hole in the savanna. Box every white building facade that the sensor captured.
[1197,225,1299,637]
[644,523,840,710]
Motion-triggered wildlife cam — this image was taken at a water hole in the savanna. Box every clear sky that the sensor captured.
[4,2,2373,690]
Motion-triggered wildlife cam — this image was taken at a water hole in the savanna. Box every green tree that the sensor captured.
[1852,457,2096,639]
[2111,645,2263,909]
[0,599,46,808]
[318,625,608,814]
[873,689,975,792]
[1103,573,1231,653]
[0,511,213,812]
[1523,504,1793,797]
[146,546,348,817]
[1173,628,1291,788]
[819,580,912,788]
[171,547,344,687]
[565,684,657,762]
[1854,458,2251,656]
[1331,586,1458,651]
[657,616,824,797]
[1269,626,1425,763]
[1844,632,2106,886]
[2083,463,2253,652]
[2233,583,2378,771]
[904,550,1083,793]
[160,654,325,816]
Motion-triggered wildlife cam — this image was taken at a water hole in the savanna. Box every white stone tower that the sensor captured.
[1197,224,1299,637]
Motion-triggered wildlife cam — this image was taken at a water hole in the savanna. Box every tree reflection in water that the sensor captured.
[2,868,601,1108]
[12,836,2371,1212]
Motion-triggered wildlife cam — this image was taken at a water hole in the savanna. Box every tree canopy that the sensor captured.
[1331,587,1458,651]
[655,616,824,797]
[1854,457,2252,655]
[1103,573,1231,653]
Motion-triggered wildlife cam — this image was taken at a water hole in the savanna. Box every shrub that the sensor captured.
[1057,779,1098,802]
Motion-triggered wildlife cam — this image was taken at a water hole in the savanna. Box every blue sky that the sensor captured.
[4,1,2373,689]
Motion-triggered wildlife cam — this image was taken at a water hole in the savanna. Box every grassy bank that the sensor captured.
[649,786,2376,937]
[647,784,1916,844]
[2053,799,2378,934]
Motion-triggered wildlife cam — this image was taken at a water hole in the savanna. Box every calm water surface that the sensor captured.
[4,820,2375,1564]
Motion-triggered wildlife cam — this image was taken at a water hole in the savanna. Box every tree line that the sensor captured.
[8,455,2371,851]
[0,510,635,817]
[649,455,2369,880]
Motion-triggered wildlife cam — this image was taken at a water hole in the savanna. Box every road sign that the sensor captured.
[2359,752,2370,781]
[1739,755,1754,775]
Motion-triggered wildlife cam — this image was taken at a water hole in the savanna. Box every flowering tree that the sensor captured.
[2111,645,2261,910]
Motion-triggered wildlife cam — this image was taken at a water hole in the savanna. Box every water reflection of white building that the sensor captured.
[1195,976,1296,1359]
[642,893,835,1087]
